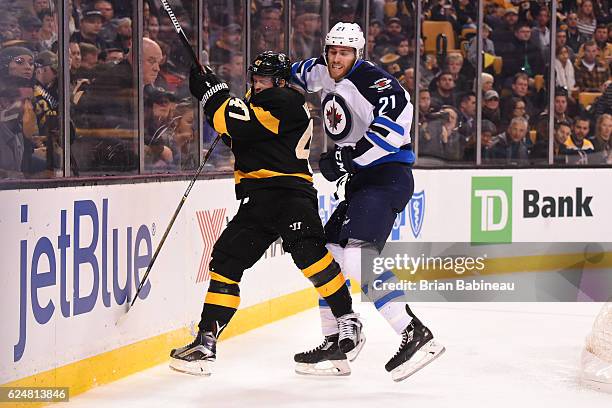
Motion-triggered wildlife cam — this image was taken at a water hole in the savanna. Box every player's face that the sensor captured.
[327,46,356,80]
[251,74,274,94]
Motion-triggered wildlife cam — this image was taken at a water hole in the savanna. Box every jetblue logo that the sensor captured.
[14,199,153,362]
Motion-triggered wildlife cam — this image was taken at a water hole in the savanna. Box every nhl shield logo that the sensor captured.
[409,191,425,238]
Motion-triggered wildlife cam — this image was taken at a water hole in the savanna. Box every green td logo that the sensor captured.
[471,177,512,243]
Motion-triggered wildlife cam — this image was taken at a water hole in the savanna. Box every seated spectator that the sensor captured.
[146,14,160,41]
[480,73,494,93]
[593,80,612,115]
[77,43,99,79]
[501,97,530,132]
[468,23,495,69]
[291,13,321,59]
[99,46,125,64]
[500,73,538,124]
[577,0,597,38]
[419,105,464,162]
[551,121,574,163]
[94,0,116,44]
[218,52,245,96]
[465,119,498,162]
[417,88,433,124]
[155,100,198,171]
[566,116,595,151]
[445,52,471,93]
[0,80,25,177]
[555,45,577,92]
[384,17,406,45]
[575,40,611,91]
[531,7,551,60]
[70,6,108,51]
[379,53,402,76]
[457,92,476,141]
[483,90,501,130]
[593,113,612,154]
[590,22,612,64]
[210,23,242,67]
[395,36,411,71]
[567,12,589,53]
[401,68,414,96]
[492,116,531,165]
[430,71,458,110]
[556,29,576,62]
[18,15,43,52]
[33,50,61,172]
[38,9,58,51]
[496,21,545,83]
[491,7,519,48]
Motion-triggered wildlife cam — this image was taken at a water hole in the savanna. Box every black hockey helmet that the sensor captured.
[248,51,291,86]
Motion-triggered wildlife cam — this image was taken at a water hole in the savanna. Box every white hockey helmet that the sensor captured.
[324,22,366,61]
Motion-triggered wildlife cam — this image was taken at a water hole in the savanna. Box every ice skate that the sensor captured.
[337,313,366,361]
[169,330,217,376]
[294,334,351,376]
[385,316,445,382]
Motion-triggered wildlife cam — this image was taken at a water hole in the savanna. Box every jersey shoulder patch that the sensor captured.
[347,61,404,104]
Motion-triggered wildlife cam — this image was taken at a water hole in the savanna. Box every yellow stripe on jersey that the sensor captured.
[212,98,231,135]
[302,251,334,278]
[210,272,239,285]
[234,169,313,184]
[205,292,240,309]
[250,104,280,134]
[315,272,346,298]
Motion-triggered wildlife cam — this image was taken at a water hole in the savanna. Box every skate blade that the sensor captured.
[295,359,351,376]
[390,340,445,382]
[345,335,366,362]
[169,357,214,376]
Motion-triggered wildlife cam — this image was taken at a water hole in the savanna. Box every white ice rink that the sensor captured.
[64,301,611,408]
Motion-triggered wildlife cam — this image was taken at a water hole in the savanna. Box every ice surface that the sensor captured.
[64,301,611,408]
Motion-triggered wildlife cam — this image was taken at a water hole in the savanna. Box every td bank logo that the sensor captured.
[471,177,512,243]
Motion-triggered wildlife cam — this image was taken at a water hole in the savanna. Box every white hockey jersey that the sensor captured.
[291,56,415,168]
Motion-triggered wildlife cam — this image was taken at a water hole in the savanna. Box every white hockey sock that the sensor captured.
[346,244,413,335]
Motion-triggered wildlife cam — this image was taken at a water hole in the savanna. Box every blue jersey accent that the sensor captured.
[366,131,400,153]
[354,149,415,168]
[372,117,405,136]
[374,290,405,309]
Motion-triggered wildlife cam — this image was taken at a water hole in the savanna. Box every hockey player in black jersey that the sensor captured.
[169,52,364,376]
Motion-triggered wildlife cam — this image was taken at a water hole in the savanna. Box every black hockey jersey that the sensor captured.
[207,86,316,199]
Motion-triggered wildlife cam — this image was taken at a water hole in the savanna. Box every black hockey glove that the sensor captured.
[319,146,355,181]
[189,65,230,111]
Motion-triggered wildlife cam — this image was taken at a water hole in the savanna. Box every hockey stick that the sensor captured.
[116,135,222,324]
[158,0,212,74]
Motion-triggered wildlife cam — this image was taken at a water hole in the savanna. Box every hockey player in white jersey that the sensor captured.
[291,22,445,382]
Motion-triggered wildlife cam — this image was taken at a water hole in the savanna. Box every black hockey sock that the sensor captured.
[198,273,240,335]
[302,251,353,317]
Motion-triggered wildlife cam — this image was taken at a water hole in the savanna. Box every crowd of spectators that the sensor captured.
[363,0,612,166]
[3,0,612,181]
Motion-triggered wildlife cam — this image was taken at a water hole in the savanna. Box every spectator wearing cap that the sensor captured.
[492,7,519,48]
[575,40,611,92]
[99,46,124,64]
[210,24,242,67]
[379,53,401,76]
[384,17,405,45]
[483,89,501,130]
[497,21,546,82]
[566,12,589,53]
[33,50,61,172]
[468,23,495,70]
[18,15,43,52]
[70,6,108,51]
[555,45,577,92]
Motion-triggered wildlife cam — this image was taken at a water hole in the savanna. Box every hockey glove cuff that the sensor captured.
[189,65,230,111]
[319,146,355,181]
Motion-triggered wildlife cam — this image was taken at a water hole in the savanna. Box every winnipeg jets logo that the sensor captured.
[326,105,343,131]
[322,93,352,141]
[369,77,392,92]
